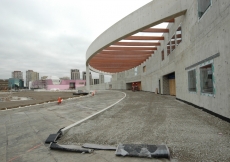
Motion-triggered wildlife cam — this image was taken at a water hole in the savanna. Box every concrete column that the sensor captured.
[170,38,172,54]
[86,65,90,91]
[175,32,178,46]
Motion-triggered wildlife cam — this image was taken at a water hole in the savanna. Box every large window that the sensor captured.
[198,0,211,18]
[188,69,196,92]
[200,64,213,94]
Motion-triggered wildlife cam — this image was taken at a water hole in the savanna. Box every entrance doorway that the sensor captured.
[169,78,176,96]
[126,82,142,91]
[162,72,176,96]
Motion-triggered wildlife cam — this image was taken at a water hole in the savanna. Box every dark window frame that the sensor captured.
[198,0,212,19]
[161,50,164,61]
[200,63,214,94]
[188,69,197,92]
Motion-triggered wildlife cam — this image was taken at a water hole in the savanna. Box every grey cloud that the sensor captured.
[0,0,91,79]
[1,0,147,82]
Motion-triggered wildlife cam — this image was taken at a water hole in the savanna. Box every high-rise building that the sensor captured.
[26,70,39,87]
[12,71,23,80]
[71,69,80,80]
[82,71,93,85]
[99,73,104,84]
[82,71,86,80]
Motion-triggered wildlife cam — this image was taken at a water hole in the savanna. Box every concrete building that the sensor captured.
[31,76,85,90]
[26,70,39,87]
[82,71,86,80]
[93,79,99,85]
[71,69,80,80]
[12,71,23,80]
[83,0,230,120]
[60,77,70,80]
[99,74,104,84]
[82,71,93,85]
[41,76,48,80]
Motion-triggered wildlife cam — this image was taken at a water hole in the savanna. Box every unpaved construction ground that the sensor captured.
[59,91,230,161]
[0,90,126,162]
[0,91,77,110]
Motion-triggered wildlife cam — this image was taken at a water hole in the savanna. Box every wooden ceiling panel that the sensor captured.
[99,50,154,54]
[105,47,157,50]
[113,42,161,46]
[88,20,175,73]
[124,36,164,40]
[142,28,169,33]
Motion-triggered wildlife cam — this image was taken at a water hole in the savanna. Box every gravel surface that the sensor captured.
[58,91,230,161]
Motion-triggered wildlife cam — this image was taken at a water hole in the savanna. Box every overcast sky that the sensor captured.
[0,0,152,82]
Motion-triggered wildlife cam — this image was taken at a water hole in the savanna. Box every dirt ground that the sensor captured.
[58,91,230,161]
[0,91,78,110]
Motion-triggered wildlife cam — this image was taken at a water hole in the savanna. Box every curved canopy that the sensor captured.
[86,0,187,73]
[89,26,170,73]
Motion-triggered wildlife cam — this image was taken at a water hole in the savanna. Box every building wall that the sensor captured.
[85,1,230,119]
[26,70,39,87]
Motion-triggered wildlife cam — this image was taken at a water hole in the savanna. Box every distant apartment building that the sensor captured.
[12,71,23,80]
[41,76,48,80]
[60,76,70,80]
[71,69,80,80]
[99,73,104,84]
[31,76,86,90]
[93,79,99,85]
[82,71,93,85]
[26,70,39,87]
[82,71,86,80]
[0,79,9,90]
